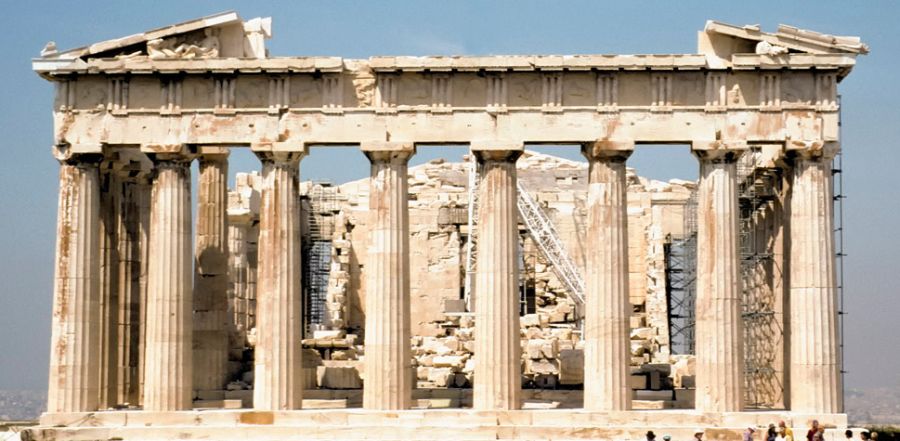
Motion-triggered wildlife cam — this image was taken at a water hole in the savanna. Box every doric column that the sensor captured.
[142,148,194,411]
[253,150,305,410]
[361,141,414,410]
[47,151,102,413]
[581,140,633,411]
[788,141,842,413]
[692,143,745,412]
[98,165,120,409]
[193,147,230,394]
[472,142,522,411]
[115,165,151,407]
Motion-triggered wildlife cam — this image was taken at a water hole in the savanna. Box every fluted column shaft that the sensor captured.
[193,150,230,393]
[116,174,150,407]
[254,152,304,410]
[789,146,842,413]
[98,167,120,408]
[472,146,522,411]
[362,143,414,410]
[47,157,102,413]
[582,142,632,411]
[143,157,193,411]
[693,148,744,412]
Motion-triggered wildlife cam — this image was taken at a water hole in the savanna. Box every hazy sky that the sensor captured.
[1,1,898,394]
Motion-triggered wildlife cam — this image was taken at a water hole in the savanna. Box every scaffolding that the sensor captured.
[464,155,585,315]
[301,183,339,336]
[737,149,783,408]
[835,94,847,389]
[665,191,698,355]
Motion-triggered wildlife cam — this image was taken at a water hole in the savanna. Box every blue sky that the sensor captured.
[1,1,898,395]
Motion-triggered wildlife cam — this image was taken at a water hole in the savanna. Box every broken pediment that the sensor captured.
[37,11,271,64]
[699,20,868,69]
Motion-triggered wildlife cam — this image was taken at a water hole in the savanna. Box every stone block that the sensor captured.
[681,375,696,388]
[521,314,541,327]
[630,327,654,340]
[629,374,647,390]
[427,368,454,387]
[630,315,646,328]
[525,359,558,376]
[533,374,558,389]
[649,370,661,390]
[525,340,544,360]
[432,355,466,369]
[633,389,674,401]
[442,298,467,313]
[316,366,362,389]
[540,339,558,359]
[558,349,584,385]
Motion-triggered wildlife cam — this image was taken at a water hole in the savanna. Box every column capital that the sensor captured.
[692,140,747,163]
[141,144,195,163]
[361,141,415,163]
[471,140,523,163]
[196,146,231,161]
[787,139,839,161]
[52,143,104,165]
[251,141,309,162]
[581,139,634,162]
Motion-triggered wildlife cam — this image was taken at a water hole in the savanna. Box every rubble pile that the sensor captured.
[324,213,352,330]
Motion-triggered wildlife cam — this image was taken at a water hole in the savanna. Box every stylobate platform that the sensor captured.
[26,409,848,441]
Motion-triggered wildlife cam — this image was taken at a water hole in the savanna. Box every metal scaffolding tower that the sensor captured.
[665,191,698,355]
[516,181,585,307]
[835,94,847,389]
[737,149,782,408]
[463,154,585,312]
[301,183,338,336]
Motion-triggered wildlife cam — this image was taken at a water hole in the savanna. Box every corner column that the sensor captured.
[142,147,194,411]
[47,151,102,413]
[362,141,414,410]
[581,140,633,411]
[692,143,745,412]
[193,147,231,394]
[253,149,305,410]
[472,142,523,411]
[789,142,842,413]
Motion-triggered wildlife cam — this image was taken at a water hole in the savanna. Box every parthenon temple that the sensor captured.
[28,11,867,440]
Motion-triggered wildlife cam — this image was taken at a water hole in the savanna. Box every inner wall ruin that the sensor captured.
[28,10,867,440]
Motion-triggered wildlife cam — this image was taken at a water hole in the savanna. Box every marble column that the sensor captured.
[98,167,120,409]
[581,141,632,411]
[143,154,193,411]
[193,148,230,394]
[693,145,744,412]
[789,143,842,413]
[362,142,414,410]
[47,155,102,413]
[472,144,522,411]
[254,151,304,410]
[116,171,150,407]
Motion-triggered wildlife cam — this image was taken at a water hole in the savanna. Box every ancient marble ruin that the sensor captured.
[27,11,867,440]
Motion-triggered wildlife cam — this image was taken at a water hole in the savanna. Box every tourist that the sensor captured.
[645,430,657,441]
[859,429,871,440]
[662,435,671,441]
[779,421,795,441]
[767,424,778,441]
[870,431,878,441]
[693,429,704,440]
[743,427,757,441]
[806,420,820,441]
[775,426,793,441]
[812,427,825,441]
[845,429,854,439]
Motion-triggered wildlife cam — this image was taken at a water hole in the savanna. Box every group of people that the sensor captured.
[640,420,879,441]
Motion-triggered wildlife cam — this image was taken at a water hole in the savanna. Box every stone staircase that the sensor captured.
[27,409,849,441]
